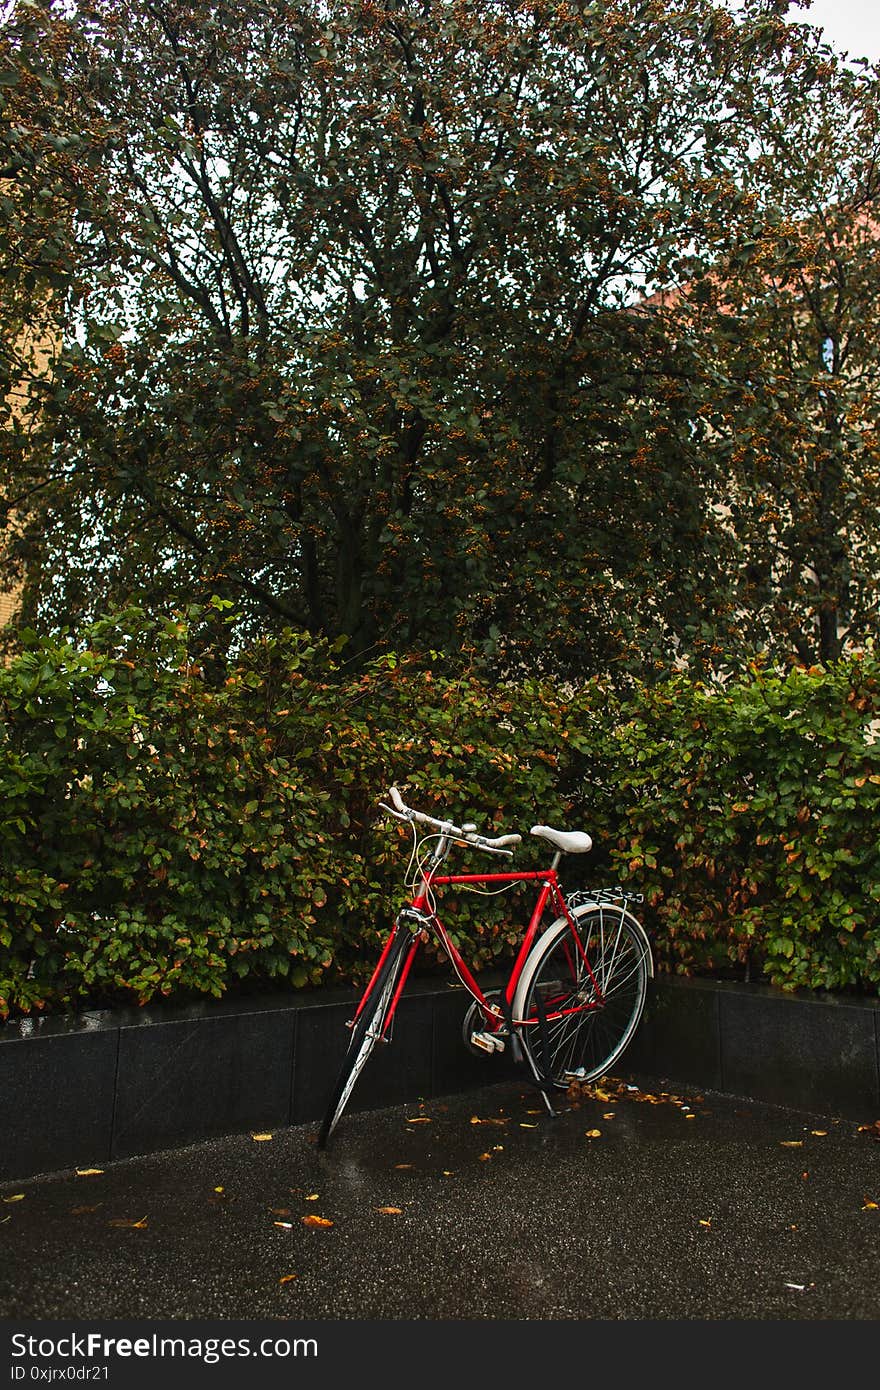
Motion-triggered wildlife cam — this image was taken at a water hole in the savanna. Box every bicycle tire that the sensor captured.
[317,930,413,1148]
[512,902,650,1089]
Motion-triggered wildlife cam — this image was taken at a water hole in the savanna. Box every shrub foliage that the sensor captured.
[2,608,880,1018]
[599,660,880,994]
[0,607,593,1016]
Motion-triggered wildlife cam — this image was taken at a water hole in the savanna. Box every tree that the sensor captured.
[2,0,875,676]
[648,33,880,667]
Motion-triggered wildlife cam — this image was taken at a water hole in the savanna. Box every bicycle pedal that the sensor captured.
[470,1030,506,1054]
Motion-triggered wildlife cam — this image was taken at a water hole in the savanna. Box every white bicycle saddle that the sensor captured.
[530,825,593,854]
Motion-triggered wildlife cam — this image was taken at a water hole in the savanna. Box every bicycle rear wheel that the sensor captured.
[513,903,649,1089]
[317,930,413,1148]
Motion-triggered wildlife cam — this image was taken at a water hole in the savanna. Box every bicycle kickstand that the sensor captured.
[509,1034,558,1117]
[500,994,558,1118]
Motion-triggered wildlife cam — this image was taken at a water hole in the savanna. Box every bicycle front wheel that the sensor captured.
[512,903,650,1089]
[317,930,413,1149]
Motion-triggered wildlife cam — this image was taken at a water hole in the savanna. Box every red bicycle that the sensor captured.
[318,786,653,1147]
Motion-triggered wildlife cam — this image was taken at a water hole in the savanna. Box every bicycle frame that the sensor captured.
[353,864,604,1041]
[319,786,653,1148]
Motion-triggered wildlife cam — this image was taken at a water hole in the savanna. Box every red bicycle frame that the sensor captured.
[353,864,604,1040]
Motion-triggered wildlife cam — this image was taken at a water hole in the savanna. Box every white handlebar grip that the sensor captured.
[389,786,406,813]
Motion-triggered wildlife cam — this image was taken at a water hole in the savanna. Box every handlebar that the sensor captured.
[379,786,522,857]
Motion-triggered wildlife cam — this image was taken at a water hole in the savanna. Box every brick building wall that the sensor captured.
[1,318,57,641]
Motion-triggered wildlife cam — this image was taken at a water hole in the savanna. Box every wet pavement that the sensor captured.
[1,1074,879,1321]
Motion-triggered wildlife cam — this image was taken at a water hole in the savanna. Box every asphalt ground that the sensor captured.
[2,1070,879,1323]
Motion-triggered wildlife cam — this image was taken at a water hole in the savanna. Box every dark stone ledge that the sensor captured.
[2,974,878,1183]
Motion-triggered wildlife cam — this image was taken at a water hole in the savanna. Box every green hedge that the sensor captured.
[0,607,595,1017]
[598,658,880,993]
[2,608,880,1019]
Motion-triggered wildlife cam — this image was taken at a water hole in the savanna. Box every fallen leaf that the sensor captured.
[810,1131,827,1137]
[76,1168,104,1176]
[585,1129,602,1138]
[790,1225,798,1231]
[784,1282,805,1291]
[862,1198,879,1211]
[406,1117,432,1124]
[376,1206,403,1215]
[0,1216,9,1225]
[492,1144,503,1151]
[304,1193,319,1201]
[802,1172,809,1181]
[278,1274,297,1285]
[213,1186,225,1194]
[70,1204,101,1215]
[273,1221,293,1230]
[519,1122,538,1129]
[394,1164,414,1171]
[301,1214,333,1229]
[441,1170,455,1176]
[108,1216,148,1229]
[698,1219,712,1228]
[1,1194,25,1204]
[780,1141,803,1148]
[251,1133,273,1142]
[478,1153,492,1162]
[270,1208,292,1217]
[602,1112,616,1119]
[684,1114,696,1121]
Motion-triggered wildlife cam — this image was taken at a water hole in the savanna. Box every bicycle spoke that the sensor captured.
[516,907,649,1088]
